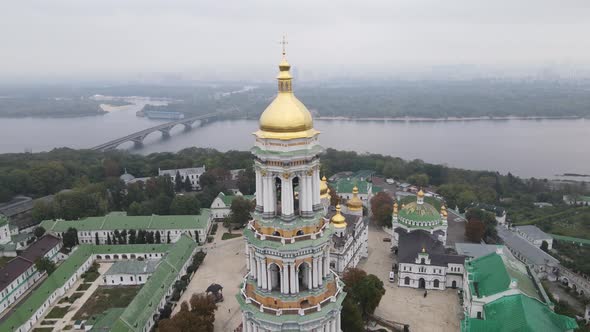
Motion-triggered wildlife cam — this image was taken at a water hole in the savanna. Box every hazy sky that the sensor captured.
[1,0,589,81]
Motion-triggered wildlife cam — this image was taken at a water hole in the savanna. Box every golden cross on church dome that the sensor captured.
[279,34,288,56]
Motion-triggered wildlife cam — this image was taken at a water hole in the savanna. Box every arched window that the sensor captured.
[420,258,425,264]
[433,279,440,288]
[404,276,410,285]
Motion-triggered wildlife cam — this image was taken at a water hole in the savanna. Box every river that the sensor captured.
[0,100,588,180]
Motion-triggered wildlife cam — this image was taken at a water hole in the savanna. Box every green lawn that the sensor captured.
[77,283,92,291]
[222,232,242,240]
[72,286,141,320]
[45,306,70,319]
[40,320,56,325]
[33,328,54,332]
[83,271,100,283]
[59,292,84,304]
[0,256,13,268]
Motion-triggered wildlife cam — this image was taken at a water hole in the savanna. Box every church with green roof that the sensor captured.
[461,247,578,332]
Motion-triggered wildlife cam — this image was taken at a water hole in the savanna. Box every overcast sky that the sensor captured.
[1,0,589,81]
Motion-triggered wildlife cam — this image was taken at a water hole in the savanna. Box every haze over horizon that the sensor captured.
[1,0,590,82]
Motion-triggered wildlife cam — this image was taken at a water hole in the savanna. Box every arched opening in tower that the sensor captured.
[292,176,300,216]
[275,177,282,214]
[268,263,281,291]
[298,262,311,291]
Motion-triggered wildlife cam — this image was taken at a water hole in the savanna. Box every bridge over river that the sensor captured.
[91,112,219,151]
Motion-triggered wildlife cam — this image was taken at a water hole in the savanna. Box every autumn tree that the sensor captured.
[465,219,485,242]
[158,294,218,332]
[370,192,394,227]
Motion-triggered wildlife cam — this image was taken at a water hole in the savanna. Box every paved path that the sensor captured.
[358,224,461,332]
[174,226,246,332]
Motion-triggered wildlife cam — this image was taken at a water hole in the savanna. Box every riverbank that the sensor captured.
[315,115,585,122]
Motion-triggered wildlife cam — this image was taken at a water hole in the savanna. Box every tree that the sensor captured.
[541,240,549,252]
[341,298,364,332]
[328,185,339,206]
[183,177,193,192]
[465,219,485,242]
[466,208,498,242]
[155,231,161,244]
[146,231,154,244]
[158,294,218,332]
[408,173,429,187]
[152,194,173,215]
[35,257,56,275]
[370,192,393,227]
[137,230,146,244]
[167,231,171,244]
[107,233,112,245]
[95,232,100,245]
[120,229,127,244]
[32,201,54,223]
[342,268,385,323]
[175,171,183,192]
[63,227,79,248]
[229,197,254,226]
[236,168,255,195]
[170,195,201,215]
[128,229,137,244]
[34,226,46,238]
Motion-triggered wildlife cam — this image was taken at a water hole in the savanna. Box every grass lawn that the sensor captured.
[0,256,13,268]
[40,320,56,325]
[77,283,92,291]
[222,232,242,240]
[73,286,141,320]
[33,328,54,332]
[59,292,84,304]
[83,271,100,283]
[45,306,70,319]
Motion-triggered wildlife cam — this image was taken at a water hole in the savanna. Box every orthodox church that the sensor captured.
[393,190,466,290]
[237,44,346,331]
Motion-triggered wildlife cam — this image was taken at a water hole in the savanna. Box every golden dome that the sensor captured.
[347,186,363,211]
[417,189,425,198]
[331,204,347,228]
[320,176,329,198]
[393,201,399,214]
[255,51,318,140]
[442,210,448,217]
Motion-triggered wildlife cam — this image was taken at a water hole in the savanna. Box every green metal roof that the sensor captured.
[334,178,381,195]
[0,215,7,227]
[111,235,197,332]
[41,209,210,233]
[461,294,578,332]
[398,200,442,223]
[466,253,541,301]
[89,308,125,331]
[0,240,186,332]
[216,193,255,206]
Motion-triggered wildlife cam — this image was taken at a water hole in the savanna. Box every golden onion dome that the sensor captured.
[347,186,363,211]
[417,189,425,198]
[331,204,347,228]
[255,49,318,140]
[442,210,448,217]
[320,176,329,197]
[393,201,399,214]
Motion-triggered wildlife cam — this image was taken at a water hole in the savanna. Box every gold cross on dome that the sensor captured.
[279,34,288,56]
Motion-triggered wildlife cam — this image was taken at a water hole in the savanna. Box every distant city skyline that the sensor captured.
[1,0,589,82]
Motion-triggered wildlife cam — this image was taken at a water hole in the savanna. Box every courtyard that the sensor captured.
[357,224,462,332]
[175,226,246,331]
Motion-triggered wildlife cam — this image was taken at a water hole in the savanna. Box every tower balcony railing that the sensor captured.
[239,271,344,316]
[248,219,330,244]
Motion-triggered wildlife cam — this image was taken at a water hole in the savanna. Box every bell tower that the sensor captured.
[238,40,345,332]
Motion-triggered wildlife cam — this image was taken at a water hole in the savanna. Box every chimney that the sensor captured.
[510,278,518,289]
[495,246,503,255]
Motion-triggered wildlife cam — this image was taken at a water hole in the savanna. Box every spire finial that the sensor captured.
[280,34,288,57]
